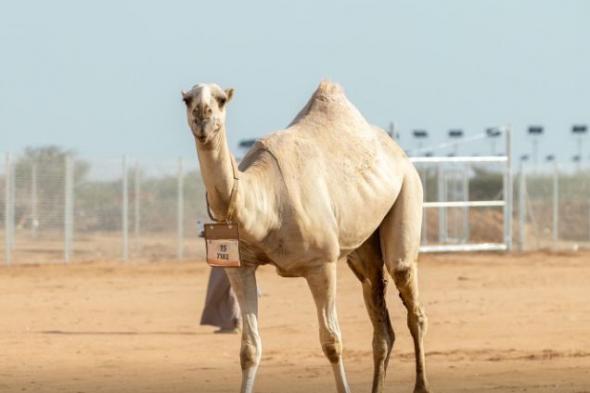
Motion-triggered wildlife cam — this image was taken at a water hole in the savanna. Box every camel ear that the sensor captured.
[181,90,192,106]
[217,88,234,109]
[225,88,234,103]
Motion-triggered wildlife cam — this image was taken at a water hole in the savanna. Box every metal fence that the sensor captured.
[2,139,590,265]
[413,155,511,253]
[2,151,208,265]
[407,126,513,253]
[517,161,590,250]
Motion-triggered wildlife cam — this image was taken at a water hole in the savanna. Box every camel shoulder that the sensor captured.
[256,129,320,164]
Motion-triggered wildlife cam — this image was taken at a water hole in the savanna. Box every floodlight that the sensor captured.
[239,139,256,148]
[412,130,428,138]
[448,129,463,138]
[528,126,543,135]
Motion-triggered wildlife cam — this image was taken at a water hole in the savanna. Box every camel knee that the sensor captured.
[240,341,260,370]
[409,305,428,332]
[321,339,343,364]
[373,329,394,360]
[392,259,415,289]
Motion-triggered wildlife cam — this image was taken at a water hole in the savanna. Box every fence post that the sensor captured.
[4,153,11,265]
[437,165,446,243]
[518,161,527,251]
[421,167,428,244]
[8,154,15,251]
[177,157,184,260]
[122,155,129,262]
[504,126,513,251]
[463,164,470,243]
[64,155,74,263]
[134,160,141,256]
[552,161,559,243]
[31,163,38,239]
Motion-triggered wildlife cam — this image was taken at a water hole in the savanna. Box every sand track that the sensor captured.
[1,251,589,392]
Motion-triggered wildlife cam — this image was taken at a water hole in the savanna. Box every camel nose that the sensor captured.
[194,126,206,142]
[196,123,209,137]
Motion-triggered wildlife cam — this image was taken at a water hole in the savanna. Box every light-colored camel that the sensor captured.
[182,81,431,393]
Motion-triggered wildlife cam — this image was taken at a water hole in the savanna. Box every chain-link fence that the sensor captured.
[516,161,590,250]
[3,146,590,265]
[2,149,208,265]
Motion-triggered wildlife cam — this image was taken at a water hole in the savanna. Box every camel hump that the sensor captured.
[312,80,345,101]
[288,80,355,127]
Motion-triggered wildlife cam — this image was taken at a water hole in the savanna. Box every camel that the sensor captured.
[181,81,431,393]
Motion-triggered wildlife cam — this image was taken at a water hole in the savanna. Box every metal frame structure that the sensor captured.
[412,127,512,253]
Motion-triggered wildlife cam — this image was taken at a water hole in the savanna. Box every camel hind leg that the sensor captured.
[380,171,432,393]
[347,232,395,393]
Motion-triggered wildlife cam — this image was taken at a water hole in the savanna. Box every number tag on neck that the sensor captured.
[204,223,241,267]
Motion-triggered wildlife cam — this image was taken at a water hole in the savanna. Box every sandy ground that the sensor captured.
[1,251,589,393]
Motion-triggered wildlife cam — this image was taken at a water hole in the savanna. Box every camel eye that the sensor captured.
[183,96,192,106]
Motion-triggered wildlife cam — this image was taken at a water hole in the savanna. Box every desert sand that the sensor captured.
[1,251,589,392]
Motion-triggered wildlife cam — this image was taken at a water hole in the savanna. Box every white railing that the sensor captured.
[411,126,513,253]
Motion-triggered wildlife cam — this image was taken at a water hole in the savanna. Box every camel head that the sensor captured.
[181,83,234,144]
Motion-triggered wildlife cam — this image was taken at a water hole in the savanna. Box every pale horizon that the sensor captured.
[1,0,589,166]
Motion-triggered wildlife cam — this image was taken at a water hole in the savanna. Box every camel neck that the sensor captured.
[195,129,238,221]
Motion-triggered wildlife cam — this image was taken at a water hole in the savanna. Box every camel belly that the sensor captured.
[334,181,402,249]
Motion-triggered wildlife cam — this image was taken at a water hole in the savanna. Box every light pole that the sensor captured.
[518,154,529,250]
[388,122,400,141]
[528,126,543,171]
[448,129,463,156]
[412,130,428,155]
[486,127,501,155]
[546,154,558,243]
[413,130,429,244]
[448,129,468,241]
[572,125,587,172]
[572,154,581,169]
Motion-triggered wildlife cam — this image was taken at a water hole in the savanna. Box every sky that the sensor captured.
[1,0,589,168]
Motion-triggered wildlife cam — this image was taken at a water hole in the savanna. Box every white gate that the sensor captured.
[411,127,513,253]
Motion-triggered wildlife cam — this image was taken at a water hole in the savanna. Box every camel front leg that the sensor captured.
[225,266,261,393]
[306,262,351,393]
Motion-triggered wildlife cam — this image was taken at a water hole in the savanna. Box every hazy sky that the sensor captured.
[1,0,589,166]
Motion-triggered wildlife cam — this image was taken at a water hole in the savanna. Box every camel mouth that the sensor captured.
[195,134,207,143]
